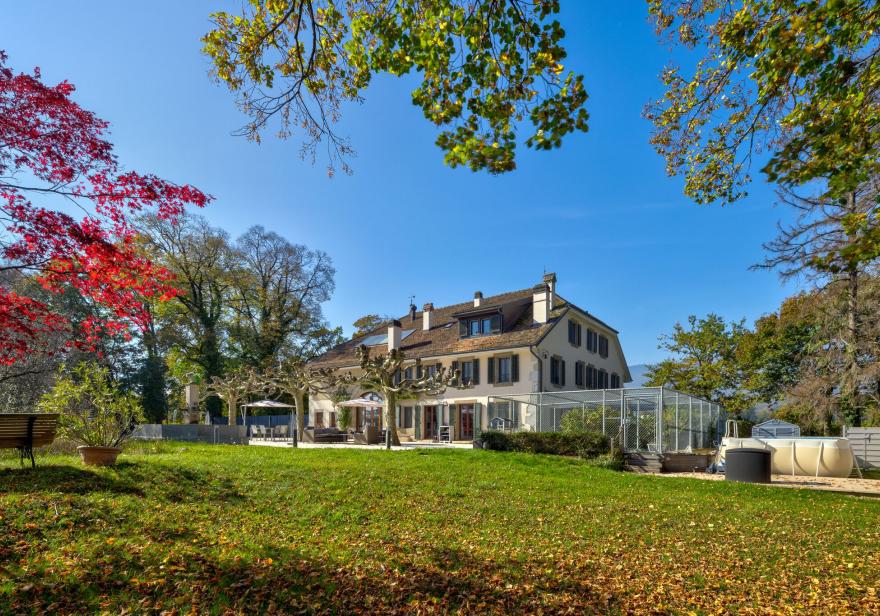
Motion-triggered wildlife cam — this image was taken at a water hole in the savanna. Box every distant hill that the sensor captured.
[626,364,652,388]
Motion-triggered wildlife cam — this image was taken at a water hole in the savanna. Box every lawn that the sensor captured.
[1,444,878,614]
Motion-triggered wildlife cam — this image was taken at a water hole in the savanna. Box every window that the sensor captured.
[488,354,518,384]
[568,320,582,346]
[402,406,413,429]
[610,373,621,389]
[314,411,324,428]
[599,335,609,358]
[459,313,502,338]
[597,368,609,389]
[459,359,480,385]
[497,357,512,383]
[404,366,413,380]
[425,363,439,378]
[586,365,596,389]
[586,329,597,353]
[329,412,337,427]
[574,360,585,387]
[550,356,565,386]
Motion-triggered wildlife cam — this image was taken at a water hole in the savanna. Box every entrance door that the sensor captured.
[424,405,437,439]
[459,404,474,441]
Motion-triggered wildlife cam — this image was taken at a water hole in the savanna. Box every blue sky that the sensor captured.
[2,1,800,365]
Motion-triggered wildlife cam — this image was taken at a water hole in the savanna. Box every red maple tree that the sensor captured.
[0,51,210,365]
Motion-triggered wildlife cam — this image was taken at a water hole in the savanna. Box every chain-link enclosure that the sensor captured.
[486,387,724,453]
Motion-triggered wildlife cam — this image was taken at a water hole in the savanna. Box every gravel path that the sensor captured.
[658,471,880,496]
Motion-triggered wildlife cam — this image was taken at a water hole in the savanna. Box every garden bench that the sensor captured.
[0,413,59,467]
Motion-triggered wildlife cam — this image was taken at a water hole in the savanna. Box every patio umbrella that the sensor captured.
[336,398,384,408]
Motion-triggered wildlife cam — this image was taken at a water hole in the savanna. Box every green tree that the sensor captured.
[203,0,588,175]
[137,213,234,415]
[645,0,880,271]
[739,294,817,404]
[228,226,337,367]
[352,314,391,337]
[646,314,755,416]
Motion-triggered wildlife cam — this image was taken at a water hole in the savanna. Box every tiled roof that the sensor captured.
[309,285,617,369]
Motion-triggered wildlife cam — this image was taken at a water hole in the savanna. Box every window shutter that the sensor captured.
[577,324,582,347]
[473,358,480,384]
[474,402,482,440]
[490,313,502,333]
[487,357,495,384]
[415,406,421,439]
[435,363,442,377]
[561,360,566,386]
[511,355,519,382]
[417,364,423,379]
[448,404,456,433]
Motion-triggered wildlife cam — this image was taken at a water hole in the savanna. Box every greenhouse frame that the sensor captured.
[486,387,725,453]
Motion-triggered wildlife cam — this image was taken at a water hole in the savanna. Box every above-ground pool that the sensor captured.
[719,437,854,478]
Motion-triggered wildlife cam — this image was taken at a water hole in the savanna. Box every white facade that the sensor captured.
[309,284,631,441]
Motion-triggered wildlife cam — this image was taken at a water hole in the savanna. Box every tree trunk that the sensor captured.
[227,395,238,426]
[383,390,401,448]
[294,390,306,442]
[843,265,861,425]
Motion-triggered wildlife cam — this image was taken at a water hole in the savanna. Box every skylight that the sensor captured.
[360,329,415,346]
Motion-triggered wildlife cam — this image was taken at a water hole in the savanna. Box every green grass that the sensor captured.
[1,443,878,614]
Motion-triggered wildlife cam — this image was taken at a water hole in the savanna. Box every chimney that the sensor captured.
[388,319,402,352]
[473,291,483,307]
[542,272,556,310]
[532,283,549,324]
[422,303,434,331]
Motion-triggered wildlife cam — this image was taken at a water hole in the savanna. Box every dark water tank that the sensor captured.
[726,448,772,484]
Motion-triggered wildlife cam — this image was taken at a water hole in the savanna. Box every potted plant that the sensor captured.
[39,363,144,466]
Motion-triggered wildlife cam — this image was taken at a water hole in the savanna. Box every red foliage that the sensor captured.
[0,51,210,365]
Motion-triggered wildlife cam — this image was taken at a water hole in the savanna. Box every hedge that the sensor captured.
[479,430,609,459]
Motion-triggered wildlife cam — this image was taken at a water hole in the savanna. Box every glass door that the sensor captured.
[459,404,474,441]
[424,405,437,439]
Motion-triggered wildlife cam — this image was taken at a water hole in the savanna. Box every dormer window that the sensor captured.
[459,313,501,338]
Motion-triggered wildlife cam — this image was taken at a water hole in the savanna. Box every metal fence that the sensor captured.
[487,387,724,453]
[843,426,880,469]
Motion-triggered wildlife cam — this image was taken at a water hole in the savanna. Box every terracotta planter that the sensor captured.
[77,446,122,466]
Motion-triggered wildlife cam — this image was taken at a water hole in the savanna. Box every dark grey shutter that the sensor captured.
[577,324,582,347]
[448,404,456,435]
[435,362,442,374]
[474,402,482,440]
[417,364,423,379]
[511,355,519,382]
[487,357,495,383]
[415,406,421,439]
[473,358,480,384]
[561,360,566,386]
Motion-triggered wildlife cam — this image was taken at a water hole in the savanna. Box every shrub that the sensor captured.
[38,363,144,448]
[559,406,612,434]
[337,406,352,431]
[480,430,609,459]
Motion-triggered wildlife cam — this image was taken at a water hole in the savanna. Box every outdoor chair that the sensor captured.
[352,425,379,445]
[274,425,289,440]
[251,425,266,440]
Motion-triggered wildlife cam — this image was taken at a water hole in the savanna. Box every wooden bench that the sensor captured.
[0,414,59,467]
